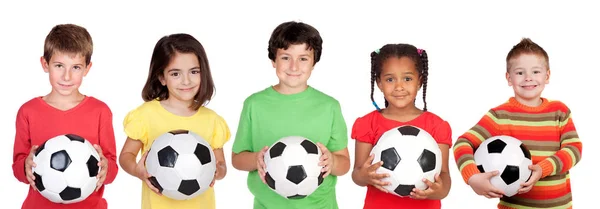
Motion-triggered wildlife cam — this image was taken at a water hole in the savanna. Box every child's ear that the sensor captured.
[376,78,383,92]
[271,59,276,68]
[545,69,551,84]
[40,56,49,73]
[158,75,166,86]
[505,71,512,86]
[83,62,92,76]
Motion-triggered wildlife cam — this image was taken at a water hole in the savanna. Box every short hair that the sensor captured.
[268,21,323,65]
[43,24,93,65]
[506,38,549,71]
[141,33,215,111]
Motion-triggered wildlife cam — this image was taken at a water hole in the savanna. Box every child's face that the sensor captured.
[377,57,421,110]
[159,52,201,104]
[506,53,550,105]
[41,52,91,97]
[272,43,314,91]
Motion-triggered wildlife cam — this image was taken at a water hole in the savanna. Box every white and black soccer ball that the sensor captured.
[145,130,216,200]
[32,134,101,204]
[370,125,442,197]
[263,136,324,199]
[474,135,532,197]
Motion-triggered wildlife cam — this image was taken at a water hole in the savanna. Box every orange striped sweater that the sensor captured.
[453,97,582,209]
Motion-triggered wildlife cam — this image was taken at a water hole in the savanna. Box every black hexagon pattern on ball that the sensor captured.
[300,139,318,154]
[381,148,400,171]
[51,150,71,172]
[65,134,85,143]
[397,126,420,136]
[269,142,286,158]
[158,146,178,168]
[35,142,46,157]
[487,139,507,154]
[178,179,200,196]
[169,130,189,135]
[286,165,307,185]
[59,187,81,201]
[417,149,436,173]
[500,165,520,185]
[194,143,212,165]
[87,155,99,177]
[394,184,415,196]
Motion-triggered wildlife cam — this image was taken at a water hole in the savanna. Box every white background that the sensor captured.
[1,1,598,208]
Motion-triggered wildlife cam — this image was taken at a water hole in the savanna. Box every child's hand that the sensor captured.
[468,171,504,198]
[25,145,39,191]
[518,164,542,194]
[410,173,443,199]
[358,154,390,193]
[317,142,334,178]
[256,146,269,184]
[135,151,161,195]
[209,161,225,187]
[93,144,108,192]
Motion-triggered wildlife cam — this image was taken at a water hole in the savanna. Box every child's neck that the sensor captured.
[159,98,196,117]
[42,91,86,111]
[514,96,543,107]
[273,83,308,95]
[381,105,423,123]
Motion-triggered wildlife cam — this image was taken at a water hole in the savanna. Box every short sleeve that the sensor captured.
[123,108,148,145]
[351,115,375,145]
[432,120,452,146]
[210,114,231,149]
[326,100,348,152]
[232,98,253,154]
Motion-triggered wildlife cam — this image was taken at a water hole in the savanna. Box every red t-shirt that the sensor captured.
[351,110,452,209]
[12,96,119,209]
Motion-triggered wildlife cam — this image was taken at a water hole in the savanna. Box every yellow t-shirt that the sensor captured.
[123,100,230,209]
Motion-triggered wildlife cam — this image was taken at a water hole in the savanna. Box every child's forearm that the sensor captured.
[428,171,451,200]
[331,152,350,176]
[231,151,258,171]
[119,152,140,179]
[351,168,368,187]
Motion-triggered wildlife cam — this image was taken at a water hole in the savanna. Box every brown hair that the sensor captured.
[506,38,549,71]
[268,21,323,65]
[141,33,215,111]
[43,24,93,65]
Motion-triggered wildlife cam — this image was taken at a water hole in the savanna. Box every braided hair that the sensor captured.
[370,44,429,112]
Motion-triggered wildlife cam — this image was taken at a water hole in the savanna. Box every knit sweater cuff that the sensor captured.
[461,163,481,184]
[537,159,555,178]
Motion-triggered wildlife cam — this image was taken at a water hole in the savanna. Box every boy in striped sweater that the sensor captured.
[453,38,582,209]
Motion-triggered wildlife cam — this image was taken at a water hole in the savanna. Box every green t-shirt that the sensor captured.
[232,86,348,209]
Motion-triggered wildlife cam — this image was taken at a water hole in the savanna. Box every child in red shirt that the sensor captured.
[351,44,452,209]
[11,24,118,209]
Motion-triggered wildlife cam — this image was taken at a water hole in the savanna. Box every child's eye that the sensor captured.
[280,57,289,60]
[386,78,394,82]
[171,72,179,77]
[404,77,413,81]
[516,72,523,75]
[191,70,200,74]
[55,64,63,68]
[534,71,541,74]
[73,66,81,70]
[300,57,308,61]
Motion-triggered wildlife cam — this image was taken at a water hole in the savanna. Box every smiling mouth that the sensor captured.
[521,85,538,89]
[58,83,73,88]
[179,87,195,91]
[286,73,301,77]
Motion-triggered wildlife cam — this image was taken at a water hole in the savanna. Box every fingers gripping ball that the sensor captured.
[263,136,325,199]
[145,130,216,200]
[370,125,442,197]
[474,135,532,197]
[32,134,101,204]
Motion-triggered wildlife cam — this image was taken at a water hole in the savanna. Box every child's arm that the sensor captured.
[232,146,270,184]
[452,110,505,198]
[351,141,390,192]
[317,144,350,177]
[96,107,118,186]
[519,106,583,193]
[319,100,351,177]
[12,108,32,184]
[119,138,161,194]
[213,148,226,180]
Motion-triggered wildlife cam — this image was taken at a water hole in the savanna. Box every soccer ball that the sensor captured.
[32,134,101,204]
[370,125,442,197]
[474,135,532,197]
[145,130,216,200]
[263,136,324,199]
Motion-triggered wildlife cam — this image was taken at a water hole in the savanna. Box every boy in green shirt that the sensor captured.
[231,21,351,209]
